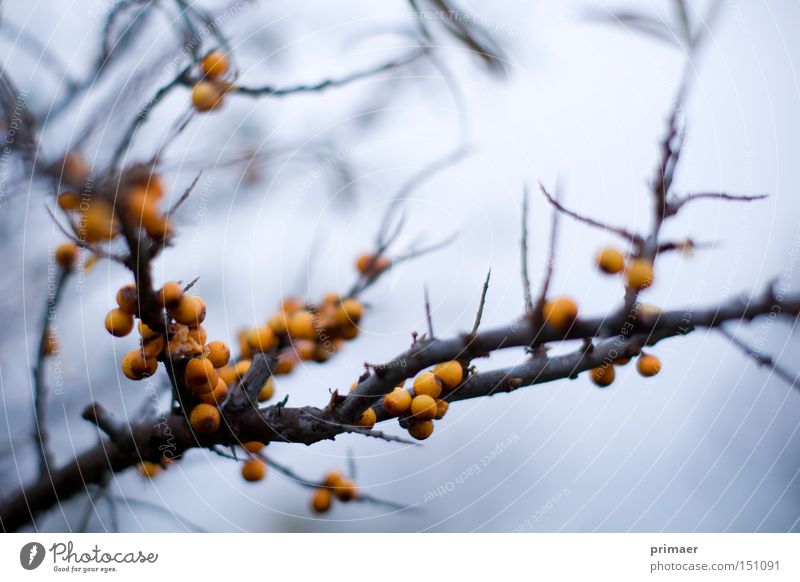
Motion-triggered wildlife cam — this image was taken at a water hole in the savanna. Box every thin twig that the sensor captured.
[471,269,491,335]
[424,285,435,339]
[521,186,533,313]
[718,327,800,391]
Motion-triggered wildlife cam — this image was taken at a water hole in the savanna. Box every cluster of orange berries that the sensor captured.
[191,51,230,112]
[595,247,655,291]
[589,352,662,388]
[361,361,462,440]
[310,470,359,513]
[236,294,365,378]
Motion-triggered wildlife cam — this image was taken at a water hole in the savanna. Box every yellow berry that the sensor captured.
[323,470,343,488]
[626,258,654,291]
[197,377,229,405]
[332,477,358,502]
[337,323,359,341]
[312,488,333,513]
[280,297,304,314]
[596,247,626,275]
[191,81,224,112]
[185,357,218,394]
[104,308,134,337]
[258,377,275,402]
[201,50,229,79]
[242,441,265,453]
[408,420,434,441]
[55,243,79,270]
[121,349,158,380]
[637,354,661,377]
[170,295,206,326]
[287,310,316,340]
[115,284,138,316]
[542,296,579,330]
[410,394,437,420]
[413,372,442,399]
[383,387,412,416]
[189,403,221,434]
[241,458,267,482]
[80,201,118,242]
[206,340,230,368]
[267,312,288,334]
[335,298,364,326]
[355,253,390,276]
[434,399,449,420]
[355,407,377,428]
[292,339,316,361]
[57,191,82,211]
[159,282,184,310]
[273,350,299,375]
[590,365,615,387]
[433,361,463,390]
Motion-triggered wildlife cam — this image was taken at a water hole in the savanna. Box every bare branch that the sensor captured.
[471,269,491,335]
[718,326,800,392]
[520,186,534,313]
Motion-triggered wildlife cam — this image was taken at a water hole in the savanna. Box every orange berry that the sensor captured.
[433,361,463,390]
[185,357,218,394]
[323,470,343,488]
[258,377,275,402]
[335,298,364,327]
[241,458,267,482]
[408,420,434,441]
[242,441,265,454]
[142,209,172,240]
[626,259,654,291]
[142,336,166,358]
[383,388,412,416]
[201,50,229,79]
[159,282,184,310]
[596,247,626,275]
[138,321,159,339]
[542,296,578,330]
[121,349,158,380]
[187,325,207,346]
[355,407,377,429]
[292,339,316,360]
[434,399,449,420]
[337,323,359,341]
[80,201,118,242]
[105,308,134,337]
[170,295,206,326]
[197,377,229,405]
[413,371,442,399]
[280,297,304,314]
[322,292,340,305]
[57,191,82,211]
[189,403,221,434]
[191,81,224,112]
[355,253,390,276]
[273,350,299,375]
[247,326,277,353]
[637,354,661,377]
[311,488,333,513]
[55,243,79,270]
[287,310,316,340]
[234,359,252,378]
[115,284,138,315]
[332,477,358,502]
[410,394,437,420]
[60,152,90,184]
[267,312,288,335]
[206,340,230,368]
[136,461,162,479]
[590,365,615,387]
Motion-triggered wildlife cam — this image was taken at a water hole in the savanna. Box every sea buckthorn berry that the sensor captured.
[206,341,230,368]
[434,399,449,420]
[355,407,377,429]
[201,50,229,79]
[142,210,172,240]
[542,296,578,330]
[124,185,156,220]
[242,441,265,454]
[238,330,252,359]
[188,325,207,346]
[142,336,166,358]
[596,247,626,275]
[356,253,390,276]
[335,298,364,326]
[136,461,162,479]
[332,477,358,502]
[258,377,275,402]
[121,349,158,380]
[217,365,236,386]
[433,361,463,390]
[322,292,340,305]
[338,323,359,340]
[312,488,333,513]
[159,282,184,310]
[61,152,90,184]
[170,295,206,326]
[590,365,615,387]
[185,357,218,394]
[267,312,288,334]
[410,394,437,421]
[636,354,661,377]
[281,297,304,314]
[55,243,79,270]
[408,420,434,441]
[235,359,251,377]
[292,339,316,360]
[81,201,119,242]
[115,284,138,315]
[323,470,343,488]
[138,321,159,339]
[191,81,224,112]
[57,191,82,211]
[383,387,412,416]
[312,342,335,363]
[241,458,267,482]
[198,377,229,405]
[274,350,299,375]
[287,310,316,340]
[189,403,221,434]
[413,371,442,399]
[105,308,134,337]
[615,357,631,366]
[626,258,654,291]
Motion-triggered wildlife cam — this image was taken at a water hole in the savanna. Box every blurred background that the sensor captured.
[1,0,799,532]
